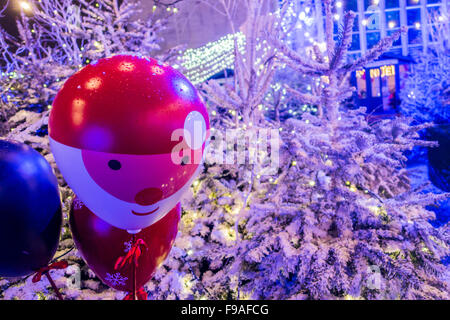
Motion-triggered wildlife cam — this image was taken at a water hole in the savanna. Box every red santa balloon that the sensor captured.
[70,197,180,299]
[49,55,209,232]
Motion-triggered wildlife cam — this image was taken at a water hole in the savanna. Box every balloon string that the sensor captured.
[32,260,68,300]
[114,238,147,270]
[114,235,147,300]
[123,287,147,300]
[51,247,75,263]
[45,272,64,301]
[132,234,136,301]
[21,247,75,283]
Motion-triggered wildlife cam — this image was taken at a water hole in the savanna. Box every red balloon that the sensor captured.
[49,55,209,232]
[69,197,180,294]
[49,55,209,155]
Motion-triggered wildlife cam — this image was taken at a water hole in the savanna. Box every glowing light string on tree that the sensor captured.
[175,32,246,85]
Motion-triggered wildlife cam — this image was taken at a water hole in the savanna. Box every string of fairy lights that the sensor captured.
[174,32,246,85]
[174,2,313,85]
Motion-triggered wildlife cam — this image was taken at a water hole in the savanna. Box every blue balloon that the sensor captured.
[0,140,62,277]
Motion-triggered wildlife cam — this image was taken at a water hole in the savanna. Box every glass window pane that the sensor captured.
[427,0,441,4]
[408,28,422,45]
[353,14,359,32]
[385,0,399,9]
[367,32,381,49]
[381,68,396,111]
[370,68,381,97]
[350,33,360,51]
[380,65,396,79]
[387,29,402,46]
[346,0,358,11]
[356,69,367,99]
[407,9,421,26]
[386,10,400,29]
[406,0,420,6]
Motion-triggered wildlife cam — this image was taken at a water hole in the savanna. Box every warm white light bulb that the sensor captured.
[19,1,32,11]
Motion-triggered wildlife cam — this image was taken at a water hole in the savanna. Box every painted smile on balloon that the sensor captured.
[131,207,159,216]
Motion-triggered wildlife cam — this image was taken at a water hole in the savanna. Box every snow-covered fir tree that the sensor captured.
[148,0,450,300]
[399,12,449,125]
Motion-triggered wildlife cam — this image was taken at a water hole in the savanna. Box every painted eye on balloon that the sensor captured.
[108,160,121,170]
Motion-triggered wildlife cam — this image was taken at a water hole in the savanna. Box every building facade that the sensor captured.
[321,0,450,113]
[335,0,448,57]
[151,0,447,112]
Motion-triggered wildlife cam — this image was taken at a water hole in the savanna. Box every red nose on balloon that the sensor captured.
[135,188,163,206]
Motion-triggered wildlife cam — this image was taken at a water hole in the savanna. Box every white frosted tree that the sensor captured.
[147,0,450,300]
[400,12,449,125]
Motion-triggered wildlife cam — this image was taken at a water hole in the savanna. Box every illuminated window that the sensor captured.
[380,65,395,77]
[386,73,396,94]
[381,65,396,110]
[356,69,367,98]
[382,65,396,94]
[370,68,381,97]
[406,0,420,6]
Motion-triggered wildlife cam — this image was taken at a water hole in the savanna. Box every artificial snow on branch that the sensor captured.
[147,0,449,300]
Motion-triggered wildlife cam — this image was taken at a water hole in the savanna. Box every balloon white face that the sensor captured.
[50,138,201,232]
